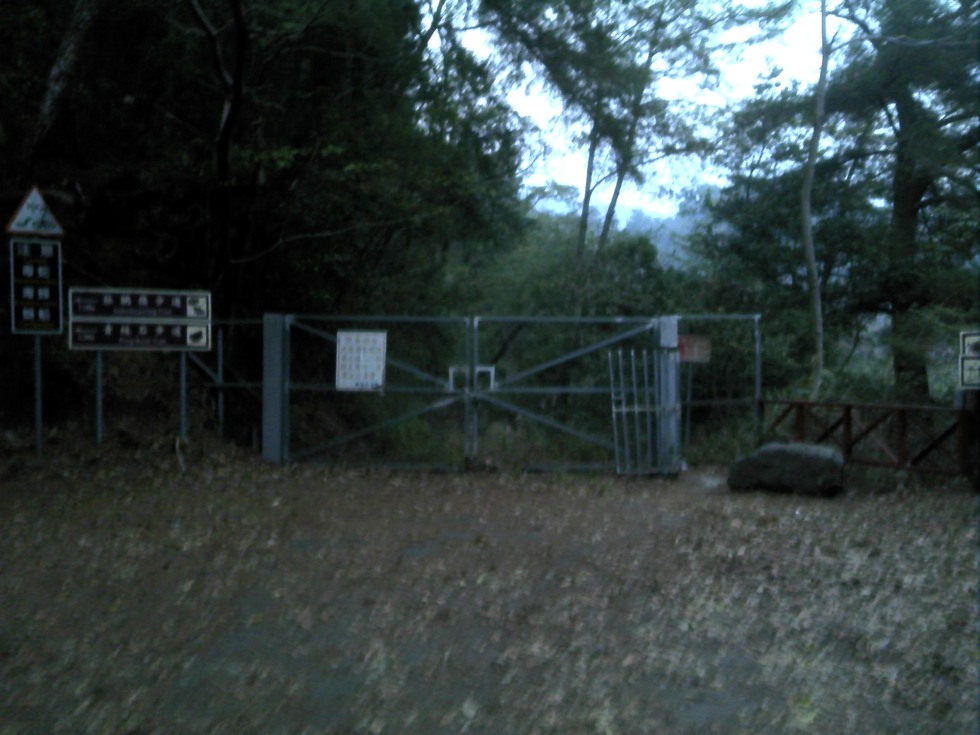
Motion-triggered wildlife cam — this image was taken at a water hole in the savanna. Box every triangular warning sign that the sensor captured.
[6,186,64,236]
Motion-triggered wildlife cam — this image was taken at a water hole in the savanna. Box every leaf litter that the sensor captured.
[0,437,976,734]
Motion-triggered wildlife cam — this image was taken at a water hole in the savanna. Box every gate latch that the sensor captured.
[448,365,496,392]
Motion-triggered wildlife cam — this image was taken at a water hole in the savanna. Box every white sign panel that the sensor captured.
[336,331,387,391]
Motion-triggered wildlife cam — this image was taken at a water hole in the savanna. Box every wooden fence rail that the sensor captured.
[760,400,979,481]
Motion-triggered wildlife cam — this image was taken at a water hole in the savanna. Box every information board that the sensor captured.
[9,238,63,334]
[68,287,211,351]
[336,331,387,391]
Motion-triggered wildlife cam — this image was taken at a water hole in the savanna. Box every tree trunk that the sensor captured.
[574,125,601,317]
[888,90,934,402]
[576,124,600,264]
[890,309,931,401]
[598,165,626,255]
[27,0,101,174]
[188,0,250,299]
[799,0,829,400]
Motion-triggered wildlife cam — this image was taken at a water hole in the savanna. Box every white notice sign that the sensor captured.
[336,331,387,391]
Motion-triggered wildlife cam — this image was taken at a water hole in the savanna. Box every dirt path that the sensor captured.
[0,445,976,734]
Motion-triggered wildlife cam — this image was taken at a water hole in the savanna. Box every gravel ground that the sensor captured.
[0,438,976,734]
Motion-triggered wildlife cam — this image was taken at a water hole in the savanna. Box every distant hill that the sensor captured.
[621,207,707,269]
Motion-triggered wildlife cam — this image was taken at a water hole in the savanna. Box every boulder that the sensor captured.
[728,442,844,498]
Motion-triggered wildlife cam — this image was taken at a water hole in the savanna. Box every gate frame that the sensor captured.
[469,315,680,474]
[260,312,761,472]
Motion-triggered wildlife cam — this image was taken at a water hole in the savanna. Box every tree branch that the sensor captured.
[186,0,233,88]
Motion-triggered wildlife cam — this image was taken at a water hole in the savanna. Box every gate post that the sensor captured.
[657,317,682,474]
[262,313,290,464]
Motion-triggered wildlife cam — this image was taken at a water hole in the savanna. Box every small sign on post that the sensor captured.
[7,186,66,237]
[678,335,711,364]
[960,331,980,389]
[7,187,64,335]
[7,186,65,455]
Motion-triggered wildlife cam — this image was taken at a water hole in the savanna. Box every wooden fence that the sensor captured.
[760,400,979,481]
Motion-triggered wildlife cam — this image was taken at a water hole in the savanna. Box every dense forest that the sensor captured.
[1,0,977,432]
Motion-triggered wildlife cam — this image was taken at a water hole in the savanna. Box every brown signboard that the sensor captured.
[678,334,711,364]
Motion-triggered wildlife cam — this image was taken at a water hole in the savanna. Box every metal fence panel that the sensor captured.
[250,313,758,473]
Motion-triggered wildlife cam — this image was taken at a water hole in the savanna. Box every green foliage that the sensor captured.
[464,210,675,318]
[480,0,793,283]
[689,0,979,401]
[683,412,758,467]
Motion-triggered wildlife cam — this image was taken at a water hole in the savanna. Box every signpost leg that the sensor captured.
[217,328,225,437]
[96,351,104,445]
[179,352,187,442]
[34,335,43,455]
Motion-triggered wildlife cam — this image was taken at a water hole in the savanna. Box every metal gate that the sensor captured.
[261,314,683,474]
[608,347,681,475]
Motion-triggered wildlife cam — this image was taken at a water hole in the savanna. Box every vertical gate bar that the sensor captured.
[643,349,654,473]
[463,318,471,461]
[468,317,479,462]
[262,314,290,464]
[653,348,664,472]
[617,350,632,472]
[843,405,852,462]
[630,349,643,472]
[609,350,621,474]
[668,348,682,472]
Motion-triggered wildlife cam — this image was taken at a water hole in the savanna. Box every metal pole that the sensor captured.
[608,350,621,474]
[179,352,187,442]
[617,350,631,472]
[630,349,642,471]
[465,318,474,462]
[217,328,225,437]
[34,335,42,455]
[96,351,104,445]
[262,314,290,463]
[643,350,653,473]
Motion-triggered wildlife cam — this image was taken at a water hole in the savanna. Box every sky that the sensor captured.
[476,2,841,219]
